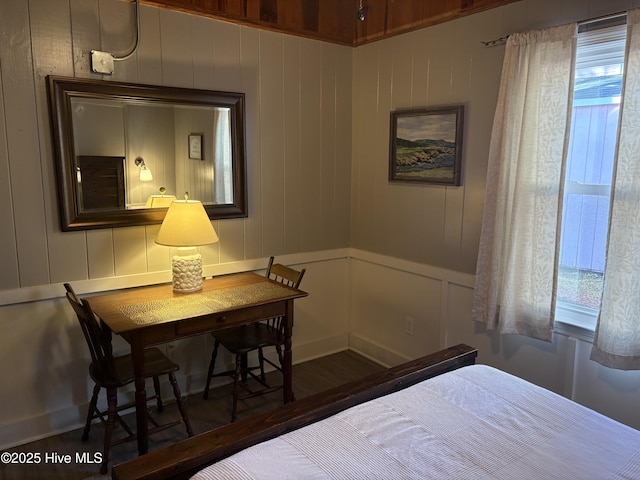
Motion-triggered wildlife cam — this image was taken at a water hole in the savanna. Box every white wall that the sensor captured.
[0,0,352,449]
[349,0,640,432]
[0,0,353,293]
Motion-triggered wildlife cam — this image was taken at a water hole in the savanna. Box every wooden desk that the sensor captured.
[88,272,308,456]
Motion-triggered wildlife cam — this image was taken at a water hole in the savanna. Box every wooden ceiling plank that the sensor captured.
[260,0,277,24]
[216,0,245,17]
[318,0,354,45]
[301,0,319,32]
[387,0,424,32]
[141,0,521,46]
[356,0,387,45]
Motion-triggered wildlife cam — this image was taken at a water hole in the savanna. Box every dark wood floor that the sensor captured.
[0,350,384,480]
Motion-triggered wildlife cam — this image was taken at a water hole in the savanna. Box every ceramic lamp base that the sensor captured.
[171,248,203,293]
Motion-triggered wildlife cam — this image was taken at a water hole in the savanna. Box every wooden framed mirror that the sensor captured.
[46,76,247,231]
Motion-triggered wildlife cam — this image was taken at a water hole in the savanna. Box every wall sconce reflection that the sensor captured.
[134,157,153,182]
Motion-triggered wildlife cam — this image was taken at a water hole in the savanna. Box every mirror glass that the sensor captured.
[47,76,247,231]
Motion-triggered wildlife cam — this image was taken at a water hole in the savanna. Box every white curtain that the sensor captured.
[591,10,640,370]
[213,109,233,204]
[472,24,577,341]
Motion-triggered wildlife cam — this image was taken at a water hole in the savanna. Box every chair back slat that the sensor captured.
[266,258,305,289]
[64,283,113,380]
[264,257,306,332]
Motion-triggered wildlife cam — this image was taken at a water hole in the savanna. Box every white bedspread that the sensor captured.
[192,365,640,479]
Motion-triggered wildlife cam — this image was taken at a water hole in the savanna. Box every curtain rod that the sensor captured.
[481,35,509,48]
[579,11,625,26]
[481,10,627,47]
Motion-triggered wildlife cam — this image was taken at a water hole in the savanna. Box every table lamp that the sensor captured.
[145,187,177,208]
[155,195,219,293]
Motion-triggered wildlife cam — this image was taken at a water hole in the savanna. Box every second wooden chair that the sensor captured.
[202,257,305,421]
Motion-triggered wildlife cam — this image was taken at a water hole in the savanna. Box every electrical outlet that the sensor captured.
[404,317,414,336]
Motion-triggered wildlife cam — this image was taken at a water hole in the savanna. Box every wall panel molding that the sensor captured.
[0,249,351,306]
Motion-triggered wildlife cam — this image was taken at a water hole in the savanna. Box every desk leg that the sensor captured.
[283,299,295,403]
[241,353,248,382]
[131,337,149,455]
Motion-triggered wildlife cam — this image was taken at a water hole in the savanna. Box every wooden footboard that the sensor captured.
[112,343,477,480]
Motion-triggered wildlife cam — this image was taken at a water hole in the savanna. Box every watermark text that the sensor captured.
[1,451,102,465]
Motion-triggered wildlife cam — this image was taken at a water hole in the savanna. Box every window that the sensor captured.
[556,22,627,330]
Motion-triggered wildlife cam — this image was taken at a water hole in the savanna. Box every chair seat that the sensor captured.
[89,347,180,387]
[214,324,281,354]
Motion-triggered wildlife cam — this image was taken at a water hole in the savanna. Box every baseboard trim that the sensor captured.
[347,333,411,368]
[0,332,351,450]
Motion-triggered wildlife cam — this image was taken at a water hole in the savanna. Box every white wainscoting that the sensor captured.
[0,250,351,449]
[347,249,475,366]
[347,250,640,432]
[3,248,640,449]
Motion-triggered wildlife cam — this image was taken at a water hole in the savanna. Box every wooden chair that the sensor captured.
[202,257,306,421]
[64,284,193,474]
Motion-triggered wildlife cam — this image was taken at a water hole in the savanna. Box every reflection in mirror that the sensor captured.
[71,98,233,210]
[46,76,246,231]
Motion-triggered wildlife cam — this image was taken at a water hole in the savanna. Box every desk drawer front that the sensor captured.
[175,302,286,336]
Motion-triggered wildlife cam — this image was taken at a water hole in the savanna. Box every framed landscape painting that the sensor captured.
[389,105,464,186]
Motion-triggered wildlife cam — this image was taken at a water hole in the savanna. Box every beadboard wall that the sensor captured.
[348,0,640,433]
[0,0,352,293]
[0,0,353,449]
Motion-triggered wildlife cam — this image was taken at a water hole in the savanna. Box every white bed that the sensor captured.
[192,364,640,480]
[112,345,640,480]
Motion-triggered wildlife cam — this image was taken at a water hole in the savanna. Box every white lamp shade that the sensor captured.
[139,165,153,181]
[155,200,219,247]
[145,194,176,208]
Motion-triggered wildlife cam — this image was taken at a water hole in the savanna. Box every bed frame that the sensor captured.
[112,343,478,480]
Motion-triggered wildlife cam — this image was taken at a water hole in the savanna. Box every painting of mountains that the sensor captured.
[389,106,463,185]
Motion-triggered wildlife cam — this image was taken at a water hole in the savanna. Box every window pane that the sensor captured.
[558,194,608,310]
[557,24,625,316]
[557,266,604,309]
[565,104,618,185]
